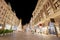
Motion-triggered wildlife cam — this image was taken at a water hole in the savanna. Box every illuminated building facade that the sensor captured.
[31,0,60,34]
[0,0,20,30]
[17,19,22,31]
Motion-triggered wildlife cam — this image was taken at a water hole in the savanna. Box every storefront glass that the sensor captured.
[5,24,11,30]
[12,25,17,31]
[0,24,2,29]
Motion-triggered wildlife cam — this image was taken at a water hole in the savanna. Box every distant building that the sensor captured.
[17,19,22,31]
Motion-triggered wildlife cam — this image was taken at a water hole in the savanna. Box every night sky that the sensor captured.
[5,0,38,25]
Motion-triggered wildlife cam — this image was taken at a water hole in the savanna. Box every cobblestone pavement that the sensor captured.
[0,31,60,40]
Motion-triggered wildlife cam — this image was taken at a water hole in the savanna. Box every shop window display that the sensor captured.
[0,24,2,29]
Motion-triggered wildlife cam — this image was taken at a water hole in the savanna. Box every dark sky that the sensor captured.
[5,0,38,25]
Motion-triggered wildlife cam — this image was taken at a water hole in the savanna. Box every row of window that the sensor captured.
[33,0,60,25]
[0,4,7,17]
[33,0,45,17]
[40,0,60,18]
[0,1,19,26]
[54,0,60,11]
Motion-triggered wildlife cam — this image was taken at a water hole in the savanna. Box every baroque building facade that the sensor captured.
[30,0,60,34]
[0,0,20,30]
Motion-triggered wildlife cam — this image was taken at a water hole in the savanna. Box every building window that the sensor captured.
[0,10,1,12]
[43,12,46,19]
[47,1,51,7]
[54,0,60,10]
[44,1,51,10]
[58,0,60,2]
[0,17,1,19]
[2,12,3,15]
[51,0,55,2]
[1,6,3,9]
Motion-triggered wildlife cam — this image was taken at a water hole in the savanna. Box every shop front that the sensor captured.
[5,24,11,30]
[12,25,17,31]
[54,16,60,35]
[0,24,3,29]
[35,24,44,34]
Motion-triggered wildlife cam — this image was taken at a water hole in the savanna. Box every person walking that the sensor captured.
[48,18,58,37]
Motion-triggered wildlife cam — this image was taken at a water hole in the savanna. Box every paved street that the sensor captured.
[0,31,60,40]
